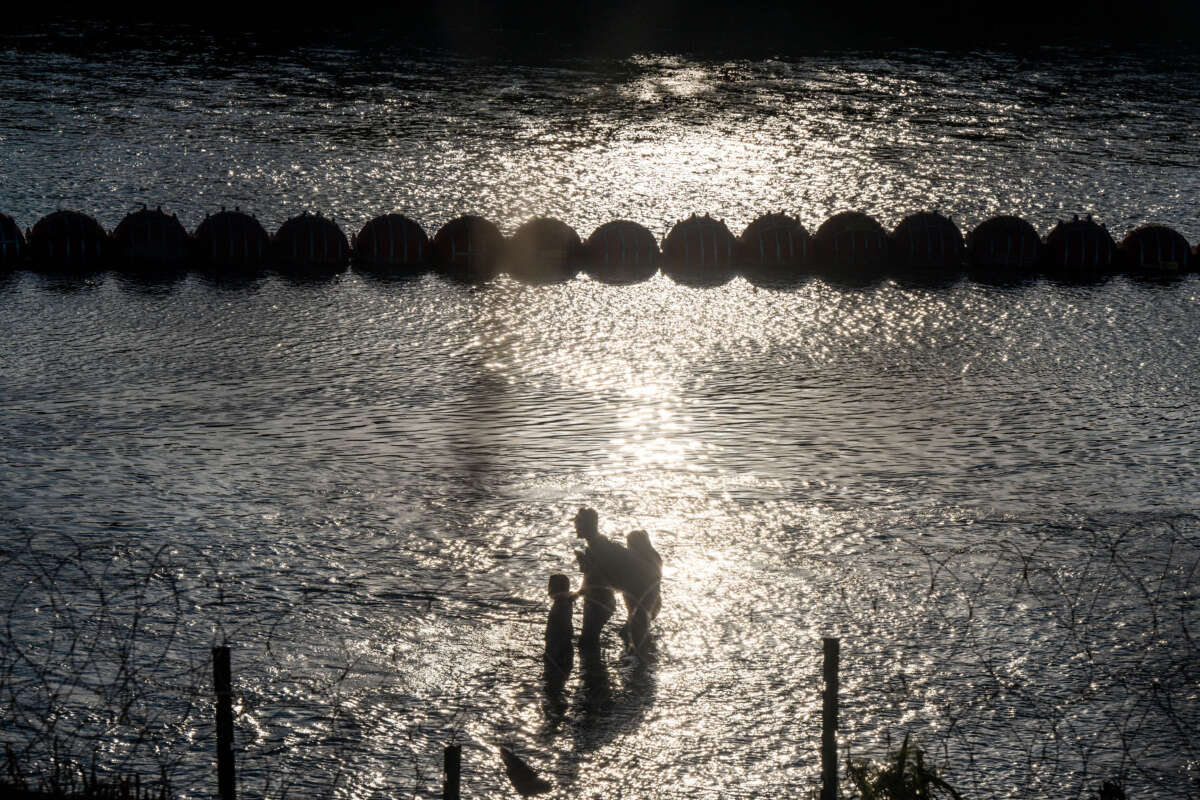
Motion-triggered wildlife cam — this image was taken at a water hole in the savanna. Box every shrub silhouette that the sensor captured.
[847,734,962,800]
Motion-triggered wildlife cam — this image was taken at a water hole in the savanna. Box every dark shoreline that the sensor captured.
[5,2,1200,58]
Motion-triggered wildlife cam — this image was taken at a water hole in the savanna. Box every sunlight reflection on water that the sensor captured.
[1,271,1198,798]
[1,34,1199,800]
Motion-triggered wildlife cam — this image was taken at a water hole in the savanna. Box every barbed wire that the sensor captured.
[0,514,1196,798]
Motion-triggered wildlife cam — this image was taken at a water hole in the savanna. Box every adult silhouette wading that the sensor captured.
[573,508,661,651]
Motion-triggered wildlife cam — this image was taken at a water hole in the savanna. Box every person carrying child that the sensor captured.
[572,508,660,651]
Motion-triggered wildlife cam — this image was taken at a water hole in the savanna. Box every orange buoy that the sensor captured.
[813,211,888,283]
[738,213,812,287]
[0,212,25,269]
[889,212,964,276]
[582,220,659,284]
[28,210,111,270]
[662,214,736,286]
[1043,214,1116,281]
[113,206,191,270]
[505,217,580,284]
[966,215,1042,282]
[195,208,270,268]
[432,215,504,283]
[354,213,429,274]
[1118,225,1190,275]
[273,212,349,272]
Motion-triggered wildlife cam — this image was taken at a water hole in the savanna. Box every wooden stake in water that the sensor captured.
[443,744,462,800]
[821,637,840,800]
[213,646,236,800]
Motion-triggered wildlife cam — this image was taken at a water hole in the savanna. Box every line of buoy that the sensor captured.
[0,207,1195,285]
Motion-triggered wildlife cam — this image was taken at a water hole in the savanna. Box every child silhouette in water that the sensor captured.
[544,573,574,681]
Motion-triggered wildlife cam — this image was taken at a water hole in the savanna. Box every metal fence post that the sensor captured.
[443,744,462,800]
[821,637,840,800]
[213,646,236,800]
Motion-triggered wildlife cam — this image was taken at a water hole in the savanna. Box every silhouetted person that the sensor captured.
[575,548,616,650]
[544,573,574,683]
[573,507,659,651]
[626,529,662,620]
[616,529,661,650]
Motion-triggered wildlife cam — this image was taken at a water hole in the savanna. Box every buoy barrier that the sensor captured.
[195,208,270,269]
[1119,225,1191,275]
[504,217,580,284]
[353,213,429,274]
[0,212,25,269]
[966,215,1043,282]
[28,210,112,271]
[738,213,812,288]
[273,212,349,272]
[889,212,965,275]
[582,220,660,285]
[662,214,737,287]
[113,206,190,269]
[1043,215,1116,282]
[814,211,888,283]
[433,215,504,283]
[0,207,1196,285]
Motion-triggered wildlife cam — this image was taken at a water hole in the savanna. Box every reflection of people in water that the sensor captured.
[573,508,660,651]
[544,573,574,683]
[573,609,657,757]
[576,637,612,713]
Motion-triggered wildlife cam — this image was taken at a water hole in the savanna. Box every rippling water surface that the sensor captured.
[1,27,1198,800]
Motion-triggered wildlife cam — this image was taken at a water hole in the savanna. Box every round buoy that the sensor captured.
[432,215,504,283]
[0,212,25,269]
[813,211,888,284]
[1118,225,1190,275]
[889,212,964,279]
[1043,214,1116,281]
[195,208,271,269]
[965,215,1042,283]
[504,217,580,284]
[113,206,191,270]
[737,213,812,288]
[661,214,736,287]
[582,220,659,284]
[354,213,429,275]
[273,212,350,272]
[28,210,111,271]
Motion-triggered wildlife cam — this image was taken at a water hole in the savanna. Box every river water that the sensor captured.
[1,26,1198,800]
